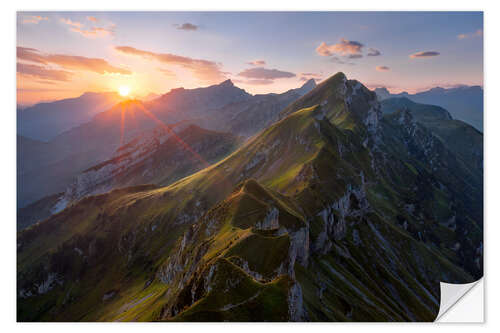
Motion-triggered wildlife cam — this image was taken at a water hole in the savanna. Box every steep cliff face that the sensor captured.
[17,73,482,322]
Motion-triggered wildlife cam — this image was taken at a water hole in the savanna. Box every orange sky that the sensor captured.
[17,12,483,106]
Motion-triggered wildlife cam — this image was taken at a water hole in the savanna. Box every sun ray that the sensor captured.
[132,102,211,168]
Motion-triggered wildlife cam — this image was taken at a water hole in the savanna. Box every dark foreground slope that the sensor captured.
[17,73,482,322]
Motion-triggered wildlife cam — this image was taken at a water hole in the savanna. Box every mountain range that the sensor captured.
[374,85,483,131]
[18,92,127,141]
[17,73,482,321]
[17,79,316,209]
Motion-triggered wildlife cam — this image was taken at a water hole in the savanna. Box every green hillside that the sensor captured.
[17,73,482,322]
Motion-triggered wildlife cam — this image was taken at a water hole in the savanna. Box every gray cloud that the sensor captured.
[348,54,363,59]
[375,66,390,72]
[238,67,296,80]
[409,51,440,58]
[247,60,266,66]
[330,56,355,66]
[175,23,199,31]
[367,48,381,56]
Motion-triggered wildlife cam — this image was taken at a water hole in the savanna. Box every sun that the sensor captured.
[118,86,131,97]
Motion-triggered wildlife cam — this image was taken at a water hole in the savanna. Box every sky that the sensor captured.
[16,11,483,105]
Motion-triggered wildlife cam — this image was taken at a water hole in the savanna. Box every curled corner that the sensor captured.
[435,278,483,322]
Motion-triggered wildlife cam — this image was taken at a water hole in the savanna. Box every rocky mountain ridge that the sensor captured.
[17,73,482,322]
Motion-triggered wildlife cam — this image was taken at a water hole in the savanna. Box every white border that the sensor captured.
[2,0,497,331]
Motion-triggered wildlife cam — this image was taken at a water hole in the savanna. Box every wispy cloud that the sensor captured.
[330,56,355,66]
[299,77,321,82]
[70,26,114,38]
[17,46,131,75]
[238,67,295,80]
[17,62,72,82]
[299,72,322,82]
[21,15,48,24]
[158,68,177,78]
[367,48,381,56]
[348,54,363,59]
[409,51,440,59]
[316,38,364,56]
[457,29,483,40]
[301,72,321,78]
[247,60,266,66]
[115,46,225,82]
[174,23,199,31]
[61,17,114,38]
[376,66,390,72]
[60,18,83,28]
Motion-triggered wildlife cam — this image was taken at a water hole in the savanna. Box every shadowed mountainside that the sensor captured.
[375,86,483,132]
[18,80,316,208]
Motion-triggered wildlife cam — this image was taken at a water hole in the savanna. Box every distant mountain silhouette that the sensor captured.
[374,85,483,131]
[18,92,126,141]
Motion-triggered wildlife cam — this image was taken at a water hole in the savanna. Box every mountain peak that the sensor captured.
[280,72,382,135]
[219,79,234,87]
[300,79,317,90]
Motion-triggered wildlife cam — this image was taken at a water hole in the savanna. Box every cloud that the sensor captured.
[409,51,440,59]
[175,23,199,31]
[44,54,129,74]
[17,46,131,75]
[348,54,363,59]
[367,48,381,56]
[238,67,296,80]
[247,60,266,66]
[70,26,114,38]
[22,15,48,24]
[299,77,321,82]
[61,17,114,38]
[376,66,390,72]
[17,63,72,81]
[158,68,176,78]
[316,38,364,56]
[300,72,321,78]
[330,56,355,65]
[60,18,83,28]
[115,46,225,82]
[16,47,48,64]
[299,72,322,82]
[457,29,483,40]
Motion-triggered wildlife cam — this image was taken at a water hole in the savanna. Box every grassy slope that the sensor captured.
[17,74,481,322]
